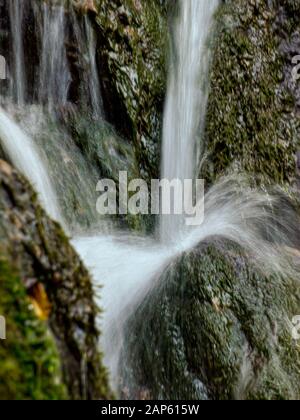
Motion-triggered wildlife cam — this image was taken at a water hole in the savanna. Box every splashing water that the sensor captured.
[73,234,173,388]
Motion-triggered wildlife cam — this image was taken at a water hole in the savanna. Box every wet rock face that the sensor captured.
[0,243,67,400]
[94,0,168,179]
[0,159,111,400]
[203,0,300,185]
[121,242,300,400]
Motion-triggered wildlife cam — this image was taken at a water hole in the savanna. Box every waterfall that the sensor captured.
[0,107,62,224]
[0,0,105,230]
[35,2,71,108]
[0,0,299,398]
[161,0,219,243]
[5,0,102,117]
[9,0,25,104]
[81,15,103,118]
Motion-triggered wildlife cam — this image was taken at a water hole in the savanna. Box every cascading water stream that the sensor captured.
[9,0,25,104]
[73,0,221,387]
[73,15,103,118]
[35,2,71,108]
[161,0,219,244]
[1,0,105,231]
[0,0,299,397]
[0,107,62,223]
[6,0,102,117]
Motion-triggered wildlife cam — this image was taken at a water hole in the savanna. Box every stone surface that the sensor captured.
[0,159,112,400]
[121,241,300,400]
[203,0,300,186]
[93,0,168,179]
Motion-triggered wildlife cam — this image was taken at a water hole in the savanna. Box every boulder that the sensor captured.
[121,241,300,400]
[0,159,112,400]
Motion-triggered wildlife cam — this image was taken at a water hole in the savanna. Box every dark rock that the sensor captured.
[0,159,112,400]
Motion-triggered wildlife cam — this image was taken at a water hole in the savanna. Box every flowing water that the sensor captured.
[6,0,102,116]
[34,2,71,108]
[161,0,219,243]
[0,0,299,396]
[0,107,61,223]
[9,0,25,104]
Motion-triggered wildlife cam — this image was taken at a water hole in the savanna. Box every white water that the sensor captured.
[6,0,102,117]
[9,0,25,104]
[161,0,219,243]
[73,0,221,387]
[73,235,173,387]
[35,2,71,108]
[0,0,299,397]
[0,107,62,224]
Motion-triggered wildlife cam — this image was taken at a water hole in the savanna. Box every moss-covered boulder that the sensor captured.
[0,159,111,400]
[94,0,168,179]
[70,115,137,183]
[0,256,67,400]
[67,112,148,231]
[203,0,300,186]
[121,241,300,400]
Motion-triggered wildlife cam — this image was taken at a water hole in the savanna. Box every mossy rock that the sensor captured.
[94,0,168,179]
[68,112,152,231]
[0,256,67,400]
[203,0,300,186]
[121,241,300,400]
[70,114,137,182]
[0,159,112,400]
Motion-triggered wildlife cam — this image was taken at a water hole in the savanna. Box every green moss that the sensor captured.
[203,0,300,186]
[0,255,67,400]
[0,161,112,400]
[70,114,137,181]
[94,0,167,179]
[121,242,300,400]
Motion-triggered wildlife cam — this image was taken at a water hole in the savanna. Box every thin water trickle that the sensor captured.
[161,0,219,243]
[35,2,71,108]
[9,0,25,105]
